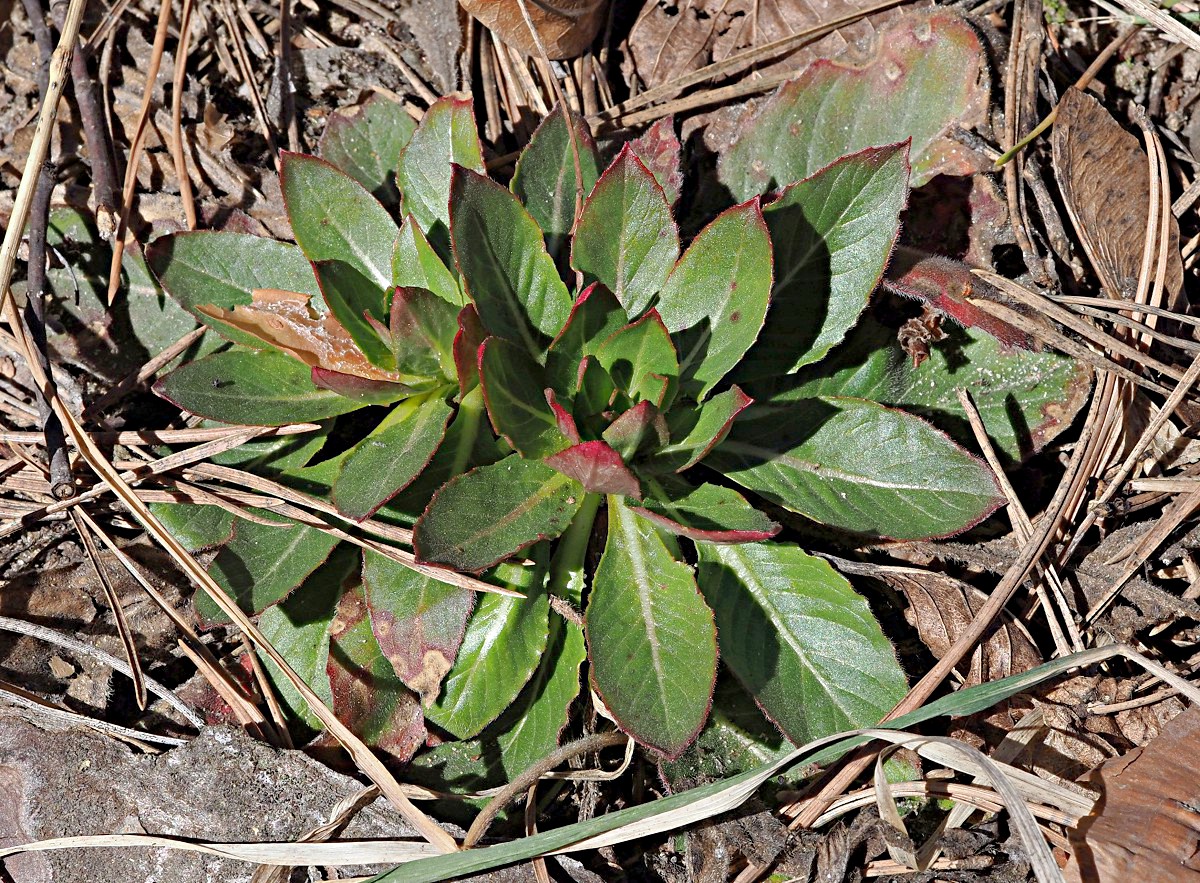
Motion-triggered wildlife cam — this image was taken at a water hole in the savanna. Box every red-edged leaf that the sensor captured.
[453,304,485,394]
[479,336,567,458]
[885,248,1031,349]
[575,355,618,419]
[602,400,667,460]
[629,116,683,206]
[310,366,414,404]
[596,309,679,405]
[545,389,581,443]
[385,285,458,378]
[546,283,629,395]
[545,440,642,499]
[633,478,780,543]
[651,386,753,472]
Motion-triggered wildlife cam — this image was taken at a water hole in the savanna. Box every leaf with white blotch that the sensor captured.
[363,550,474,705]
[155,346,363,425]
[146,232,322,350]
[634,477,779,543]
[451,167,574,359]
[392,215,463,305]
[414,454,585,573]
[512,104,602,261]
[709,396,1003,539]
[426,556,551,739]
[629,116,684,206]
[587,497,717,757]
[479,336,567,458]
[659,199,772,400]
[596,310,678,405]
[736,144,910,379]
[696,541,907,744]
[758,315,1091,462]
[281,152,398,290]
[571,145,680,316]
[327,584,426,762]
[319,93,416,208]
[194,512,341,624]
[333,395,453,520]
[719,9,988,199]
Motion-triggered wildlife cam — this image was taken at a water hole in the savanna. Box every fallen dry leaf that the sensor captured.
[1065,703,1199,882]
[461,0,608,58]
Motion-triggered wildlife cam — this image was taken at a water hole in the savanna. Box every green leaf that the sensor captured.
[312,259,393,369]
[414,455,585,573]
[479,337,566,458]
[602,400,667,460]
[709,397,1003,539]
[451,167,573,360]
[148,502,233,552]
[761,317,1091,463]
[587,497,717,757]
[362,550,474,704]
[596,310,678,405]
[281,152,399,290]
[697,542,907,744]
[333,395,454,520]
[659,199,773,400]
[393,216,463,306]
[634,477,779,543]
[327,583,426,762]
[546,284,629,395]
[319,93,416,208]
[571,145,680,316]
[258,546,354,731]
[737,145,910,378]
[155,346,362,425]
[650,386,752,473]
[425,557,550,738]
[146,232,321,349]
[385,286,459,379]
[208,421,330,473]
[718,9,987,198]
[511,104,602,261]
[195,513,342,623]
[545,440,643,499]
[396,96,485,259]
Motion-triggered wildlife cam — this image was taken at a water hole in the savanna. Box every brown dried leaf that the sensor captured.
[197,289,404,382]
[1052,87,1184,303]
[1065,704,1199,882]
[461,0,608,59]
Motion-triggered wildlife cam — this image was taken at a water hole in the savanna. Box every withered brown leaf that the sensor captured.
[461,0,608,59]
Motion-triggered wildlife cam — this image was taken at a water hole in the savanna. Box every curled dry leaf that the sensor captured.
[461,0,608,59]
[1052,87,1184,305]
[197,289,409,383]
[1065,704,1198,882]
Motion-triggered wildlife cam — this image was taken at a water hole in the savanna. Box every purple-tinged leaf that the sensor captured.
[587,497,717,758]
[575,355,618,420]
[659,199,773,400]
[319,93,415,209]
[453,304,485,394]
[648,386,753,473]
[310,366,414,405]
[281,151,398,291]
[596,309,678,405]
[737,144,911,379]
[333,395,454,520]
[327,585,427,763]
[633,478,780,544]
[392,214,462,305]
[545,441,642,499]
[512,103,602,261]
[884,248,1031,349]
[571,145,680,316]
[414,454,586,573]
[312,259,393,370]
[480,336,568,458]
[397,96,485,260]
[545,389,581,443]
[602,400,667,460]
[451,166,573,358]
[546,283,629,395]
[385,285,459,378]
[629,116,683,206]
[363,549,473,705]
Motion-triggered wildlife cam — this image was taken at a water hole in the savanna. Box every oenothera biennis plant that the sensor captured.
[148,93,1010,766]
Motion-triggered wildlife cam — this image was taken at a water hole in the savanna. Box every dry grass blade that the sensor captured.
[0,679,186,747]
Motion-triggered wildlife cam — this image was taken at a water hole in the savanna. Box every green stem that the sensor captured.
[548,492,602,606]
[448,385,485,477]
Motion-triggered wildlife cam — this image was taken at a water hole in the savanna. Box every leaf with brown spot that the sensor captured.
[461,0,608,59]
[362,550,474,706]
[326,584,426,763]
[1052,87,1183,304]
